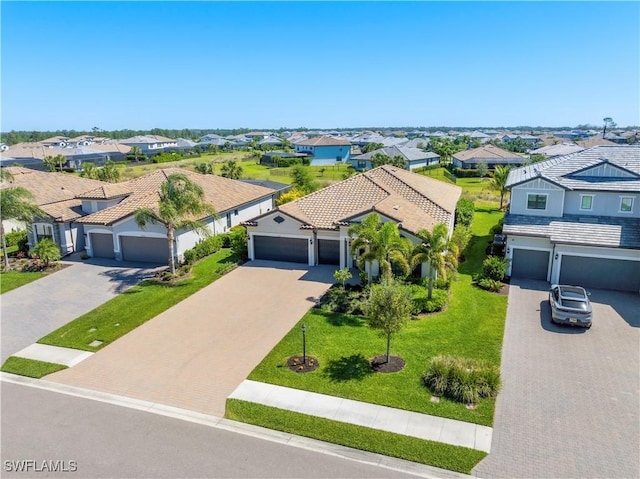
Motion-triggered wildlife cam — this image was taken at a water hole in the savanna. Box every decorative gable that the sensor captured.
[570,160,638,179]
[512,178,563,191]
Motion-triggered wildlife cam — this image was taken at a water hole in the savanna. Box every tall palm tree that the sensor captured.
[410,223,458,299]
[134,174,216,275]
[0,186,46,269]
[490,165,511,210]
[220,160,243,179]
[349,213,383,284]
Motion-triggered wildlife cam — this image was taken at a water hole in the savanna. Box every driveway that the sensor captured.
[47,261,336,417]
[474,279,640,478]
[1,256,163,363]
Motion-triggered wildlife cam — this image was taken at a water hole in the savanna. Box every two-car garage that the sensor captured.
[89,232,169,264]
[251,235,341,265]
[559,255,640,293]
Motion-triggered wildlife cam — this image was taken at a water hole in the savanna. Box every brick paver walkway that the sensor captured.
[473,279,640,478]
[47,261,336,417]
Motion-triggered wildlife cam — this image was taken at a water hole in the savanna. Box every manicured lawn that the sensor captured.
[0,271,46,294]
[38,249,237,352]
[226,400,486,474]
[245,209,506,427]
[1,356,68,378]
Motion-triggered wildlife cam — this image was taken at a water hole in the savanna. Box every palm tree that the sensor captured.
[134,174,216,275]
[80,162,99,179]
[490,165,511,210]
[220,160,243,179]
[0,186,46,269]
[130,146,143,162]
[30,238,61,267]
[410,223,458,299]
[350,213,383,284]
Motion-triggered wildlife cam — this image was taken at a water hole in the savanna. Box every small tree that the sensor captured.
[30,238,61,267]
[602,117,616,139]
[365,278,413,364]
[220,160,243,179]
[195,162,214,175]
[130,146,143,162]
[477,161,488,180]
[43,154,66,172]
[455,198,475,228]
[291,165,316,194]
[80,162,99,179]
[333,267,352,289]
[97,160,120,183]
[490,165,511,210]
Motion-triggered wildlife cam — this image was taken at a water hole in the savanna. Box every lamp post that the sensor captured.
[301,324,307,365]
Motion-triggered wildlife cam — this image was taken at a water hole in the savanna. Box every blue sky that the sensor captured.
[1,1,638,130]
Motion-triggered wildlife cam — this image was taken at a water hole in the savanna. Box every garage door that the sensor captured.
[90,233,115,259]
[318,239,340,265]
[511,249,549,280]
[560,255,640,292]
[120,236,170,264]
[254,236,308,263]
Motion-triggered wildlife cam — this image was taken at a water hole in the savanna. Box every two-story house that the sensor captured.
[292,135,352,166]
[502,145,640,292]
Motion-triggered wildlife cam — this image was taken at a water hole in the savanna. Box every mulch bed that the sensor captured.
[370,354,405,373]
[287,355,319,373]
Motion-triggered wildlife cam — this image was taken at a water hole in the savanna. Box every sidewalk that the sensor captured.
[11,343,93,367]
[229,380,492,453]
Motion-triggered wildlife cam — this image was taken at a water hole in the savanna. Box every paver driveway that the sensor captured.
[47,261,336,417]
[1,256,162,363]
[474,279,640,479]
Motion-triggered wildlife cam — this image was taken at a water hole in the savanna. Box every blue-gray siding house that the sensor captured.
[293,135,351,166]
[351,146,440,171]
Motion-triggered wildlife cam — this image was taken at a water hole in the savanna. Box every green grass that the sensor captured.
[1,356,68,378]
[226,400,486,474]
[0,245,19,257]
[246,209,506,427]
[38,249,236,352]
[0,271,46,294]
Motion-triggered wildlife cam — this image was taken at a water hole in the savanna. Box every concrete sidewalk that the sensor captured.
[229,380,492,453]
[12,343,93,367]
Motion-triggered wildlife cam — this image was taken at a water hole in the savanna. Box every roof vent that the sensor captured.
[393,205,400,210]
[273,215,285,224]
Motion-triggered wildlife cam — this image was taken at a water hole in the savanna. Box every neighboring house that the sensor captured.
[529,143,585,159]
[244,165,462,277]
[502,145,640,292]
[1,142,130,171]
[257,136,284,148]
[75,168,276,264]
[574,137,617,149]
[0,167,106,255]
[403,138,430,149]
[293,135,352,166]
[452,144,527,169]
[351,146,440,171]
[119,135,178,154]
[467,131,492,144]
[259,151,308,165]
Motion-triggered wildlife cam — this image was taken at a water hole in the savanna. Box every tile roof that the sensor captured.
[0,167,107,222]
[76,168,275,225]
[119,135,177,144]
[574,137,617,148]
[453,144,524,162]
[294,135,351,147]
[276,165,461,233]
[506,145,640,192]
[529,143,585,157]
[504,214,640,249]
[353,146,439,162]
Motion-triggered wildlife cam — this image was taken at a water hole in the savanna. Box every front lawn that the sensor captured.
[244,209,506,427]
[38,249,237,352]
[1,357,68,378]
[0,271,46,294]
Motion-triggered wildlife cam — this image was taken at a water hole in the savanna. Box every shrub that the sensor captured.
[476,277,503,292]
[213,262,237,276]
[455,198,475,228]
[433,277,451,290]
[423,356,501,404]
[4,230,27,248]
[450,225,472,256]
[229,225,248,261]
[151,152,183,164]
[490,217,504,236]
[412,288,448,314]
[318,284,366,315]
[182,235,223,264]
[481,256,508,281]
[29,238,61,267]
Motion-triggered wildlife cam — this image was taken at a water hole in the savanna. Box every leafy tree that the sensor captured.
[362,142,384,153]
[43,154,66,172]
[130,146,143,162]
[490,165,511,210]
[410,223,457,299]
[477,161,488,179]
[276,188,306,206]
[471,138,482,149]
[371,153,405,169]
[206,144,219,154]
[450,224,472,258]
[333,267,352,288]
[602,117,616,138]
[228,225,248,261]
[0,186,45,269]
[365,278,413,363]
[220,160,243,179]
[134,173,216,275]
[428,137,458,163]
[290,165,316,194]
[80,162,99,179]
[529,154,547,163]
[501,137,529,153]
[455,198,475,228]
[195,162,214,175]
[30,238,61,267]
[97,160,120,183]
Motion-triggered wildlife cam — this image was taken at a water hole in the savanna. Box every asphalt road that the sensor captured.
[1,382,428,479]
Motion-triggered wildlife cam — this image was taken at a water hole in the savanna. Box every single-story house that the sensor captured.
[119,135,178,154]
[350,146,440,171]
[244,165,462,277]
[503,145,640,292]
[529,143,585,159]
[452,144,527,169]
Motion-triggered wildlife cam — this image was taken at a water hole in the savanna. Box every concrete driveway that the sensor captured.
[1,256,163,363]
[474,279,640,478]
[47,261,336,417]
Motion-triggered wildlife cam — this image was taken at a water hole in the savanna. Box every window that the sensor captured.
[336,156,342,162]
[34,223,54,243]
[527,194,547,210]
[226,213,232,228]
[580,195,593,211]
[234,209,238,216]
[357,160,367,169]
[620,197,634,213]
